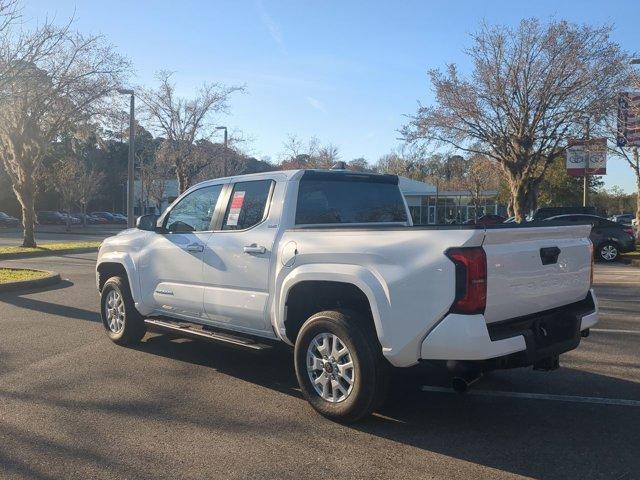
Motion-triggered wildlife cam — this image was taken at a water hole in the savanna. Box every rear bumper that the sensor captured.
[619,238,636,253]
[421,289,598,363]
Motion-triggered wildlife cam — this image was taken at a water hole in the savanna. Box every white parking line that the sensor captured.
[591,328,640,335]
[420,386,640,407]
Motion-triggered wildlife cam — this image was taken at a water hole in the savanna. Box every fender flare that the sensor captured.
[274,263,392,349]
[96,252,141,306]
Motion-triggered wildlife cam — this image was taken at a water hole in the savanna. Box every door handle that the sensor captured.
[243,244,266,254]
[186,243,204,252]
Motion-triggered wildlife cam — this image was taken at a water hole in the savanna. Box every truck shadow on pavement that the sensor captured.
[0,280,100,323]
[134,333,640,480]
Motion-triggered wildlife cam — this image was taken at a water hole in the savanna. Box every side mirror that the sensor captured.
[136,214,159,231]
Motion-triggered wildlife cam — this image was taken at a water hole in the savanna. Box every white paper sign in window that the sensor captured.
[226,191,245,226]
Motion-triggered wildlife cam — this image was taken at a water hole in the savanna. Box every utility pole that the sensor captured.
[216,126,228,177]
[583,117,590,207]
[118,88,135,227]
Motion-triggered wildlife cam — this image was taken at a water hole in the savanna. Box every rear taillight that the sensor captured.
[445,247,487,314]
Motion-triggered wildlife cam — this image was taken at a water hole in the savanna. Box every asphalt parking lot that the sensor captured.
[1,253,639,480]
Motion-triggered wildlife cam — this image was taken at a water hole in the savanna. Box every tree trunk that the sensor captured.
[65,199,71,231]
[176,165,189,194]
[510,179,528,223]
[524,181,539,214]
[507,197,514,218]
[14,182,37,248]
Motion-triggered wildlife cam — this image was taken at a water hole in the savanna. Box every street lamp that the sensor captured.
[117,88,135,228]
[216,126,228,177]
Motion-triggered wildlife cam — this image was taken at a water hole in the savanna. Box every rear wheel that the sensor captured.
[294,310,390,423]
[100,276,146,345]
[598,242,619,262]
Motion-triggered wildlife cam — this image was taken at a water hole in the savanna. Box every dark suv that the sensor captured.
[531,206,596,221]
[544,214,636,262]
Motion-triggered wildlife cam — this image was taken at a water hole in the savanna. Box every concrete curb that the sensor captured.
[630,259,640,269]
[0,268,61,293]
[0,247,99,261]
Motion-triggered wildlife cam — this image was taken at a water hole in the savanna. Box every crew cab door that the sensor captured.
[202,177,281,334]
[138,183,225,318]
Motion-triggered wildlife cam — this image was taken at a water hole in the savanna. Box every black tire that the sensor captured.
[597,241,619,262]
[294,310,390,423]
[100,276,146,345]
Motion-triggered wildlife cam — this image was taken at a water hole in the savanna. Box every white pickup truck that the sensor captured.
[96,169,598,421]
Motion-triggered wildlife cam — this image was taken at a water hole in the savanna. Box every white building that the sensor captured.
[399,176,503,224]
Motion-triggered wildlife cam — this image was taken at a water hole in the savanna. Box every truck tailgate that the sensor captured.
[482,225,592,323]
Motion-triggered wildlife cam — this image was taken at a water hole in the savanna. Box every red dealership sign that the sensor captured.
[617,91,640,147]
[566,138,607,177]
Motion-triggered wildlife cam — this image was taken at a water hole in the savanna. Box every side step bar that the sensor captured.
[144,318,271,350]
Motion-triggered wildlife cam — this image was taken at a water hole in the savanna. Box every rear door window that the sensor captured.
[222,180,273,230]
[295,173,408,225]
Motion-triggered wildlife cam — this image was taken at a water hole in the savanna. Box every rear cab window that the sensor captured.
[295,171,408,225]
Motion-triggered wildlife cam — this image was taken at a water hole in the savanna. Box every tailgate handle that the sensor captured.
[540,246,561,265]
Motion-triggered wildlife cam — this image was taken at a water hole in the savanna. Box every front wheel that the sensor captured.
[294,310,390,423]
[100,276,146,345]
[598,242,619,262]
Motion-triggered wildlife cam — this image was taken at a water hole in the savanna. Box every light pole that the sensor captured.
[118,88,135,227]
[216,126,228,177]
[583,117,590,207]
[629,59,640,230]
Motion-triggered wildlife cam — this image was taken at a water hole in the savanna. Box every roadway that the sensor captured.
[0,253,638,479]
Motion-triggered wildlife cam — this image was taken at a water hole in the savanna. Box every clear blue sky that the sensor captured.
[26,0,639,192]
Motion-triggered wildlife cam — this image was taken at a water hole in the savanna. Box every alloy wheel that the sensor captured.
[306,332,355,403]
[600,244,618,261]
[104,289,126,333]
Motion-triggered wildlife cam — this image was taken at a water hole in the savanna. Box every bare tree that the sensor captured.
[76,161,104,226]
[459,154,501,221]
[348,157,372,172]
[50,156,80,230]
[140,71,243,193]
[316,143,340,168]
[139,155,172,213]
[376,147,432,181]
[50,155,104,228]
[278,135,343,169]
[0,17,129,246]
[402,19,632,221]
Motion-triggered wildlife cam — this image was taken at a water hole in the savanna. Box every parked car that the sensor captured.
[97,169,598,422]
[91,212,117,223]
[59,211,81,225]
[111,213,128,224]
[544,214,636,262]
[37,211,66,225]
[610,213,635,226]
[464,214,506,225]
[0,211,20,227]
[530,206,596,222]
[73,213,108,225]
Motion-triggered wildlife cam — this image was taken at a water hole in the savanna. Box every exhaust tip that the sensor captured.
[451,377,469,394]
